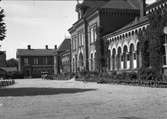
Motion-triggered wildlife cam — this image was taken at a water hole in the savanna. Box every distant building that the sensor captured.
[17,45,56,78]
[0,51,6,67]
[54,38,71,75]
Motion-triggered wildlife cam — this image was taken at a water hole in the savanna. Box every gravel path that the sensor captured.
[0,79,167,119]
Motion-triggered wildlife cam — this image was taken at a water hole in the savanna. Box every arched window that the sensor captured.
[91,53,93,71]
[123,45,128,69]
[112,48,116,70]
[117,47,122,70]
[130,44,135,69]
[72,58,75,72]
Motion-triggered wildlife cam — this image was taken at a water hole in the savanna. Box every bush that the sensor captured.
[139,67,162,81]
[128,72,138,80]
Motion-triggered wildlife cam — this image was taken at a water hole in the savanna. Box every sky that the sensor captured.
[0,0,156,59]
[0,0,77,59]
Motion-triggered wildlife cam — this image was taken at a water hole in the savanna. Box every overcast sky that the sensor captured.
[0,1,77,59]
[0,0,156,59]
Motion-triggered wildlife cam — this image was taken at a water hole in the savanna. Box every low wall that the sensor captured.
[0,80,15,88]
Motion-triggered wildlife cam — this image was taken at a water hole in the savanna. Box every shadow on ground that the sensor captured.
[0,88,96,97]
[119,117,146,119]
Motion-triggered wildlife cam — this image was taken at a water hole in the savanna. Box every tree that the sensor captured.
[95,26,105,72]
[139,7,167,80]
[0,7,6,41]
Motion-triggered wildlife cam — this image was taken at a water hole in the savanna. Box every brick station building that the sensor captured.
[104,0,167,74]
[69,0,167,75]
[69,0,141,73]
[17,45,56,78]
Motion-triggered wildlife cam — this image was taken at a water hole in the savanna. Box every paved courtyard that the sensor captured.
[0,79,167,119]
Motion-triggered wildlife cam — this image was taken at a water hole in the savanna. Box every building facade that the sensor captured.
[17,45,56,78]
[104,0,167,75]
[54,38,71,75]
[69,0,142,73]
[69,0,167,76]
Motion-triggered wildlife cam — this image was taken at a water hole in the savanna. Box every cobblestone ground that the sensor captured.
[0,79,167,119]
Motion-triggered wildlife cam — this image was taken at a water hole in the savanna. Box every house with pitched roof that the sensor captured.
[69,0,142,73]
[17,45,56,78]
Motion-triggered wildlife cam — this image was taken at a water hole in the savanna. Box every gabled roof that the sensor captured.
[17,49,56,57]
[58,38,71,52]
[104,16,149,39]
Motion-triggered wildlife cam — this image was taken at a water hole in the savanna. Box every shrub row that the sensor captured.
[76,70,167,88]
[43,73,72,80]
[0,79,15,88]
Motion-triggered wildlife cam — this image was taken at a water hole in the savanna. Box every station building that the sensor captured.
[69,0,167,75]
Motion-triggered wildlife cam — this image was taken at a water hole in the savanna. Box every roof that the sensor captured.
[58,38,71,52]
[69,0,141,31]
[17,49,56,57]
[146,0,166,10]
[104,16,149,38]
[101,0,140,10]
[81,0,140,16]
[0,67,17,72]
[79,0,108,8]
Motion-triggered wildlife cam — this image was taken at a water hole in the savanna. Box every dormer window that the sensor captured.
[78,10,82,19]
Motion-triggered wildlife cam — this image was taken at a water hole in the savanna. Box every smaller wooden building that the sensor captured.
[17,45,56,78]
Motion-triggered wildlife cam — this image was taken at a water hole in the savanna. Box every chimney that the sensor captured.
[27,45,31,50]
[140,0,146,17]
[54,45,57,50]
[45,45,48,49]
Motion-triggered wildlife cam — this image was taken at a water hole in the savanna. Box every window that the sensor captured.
[45,57,48,65]
[78,31,84,47]
[78,33,81,46]
[71,39,73,50]
[89,24,97,44]
[134,53,137,60]
[78,10,82,19]
[91,53,93,70]
[72,37,76,50]
[121,55,124,61]
[24,58,28,65]
[163,34,167,65]
[90,28,94,43]
[165,35,167,44]
[82,33,84,46]
[76,38,77,49]
[93,26,97,42]
[34,58,38,65]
